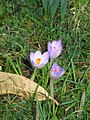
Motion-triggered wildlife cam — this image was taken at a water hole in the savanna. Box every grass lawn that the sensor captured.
[0,0,90,119]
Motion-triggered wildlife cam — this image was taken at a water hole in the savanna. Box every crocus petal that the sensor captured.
[34,51,42,59]
[52,63,59,68]
[50,49,61,60]
[48,41,51,52]
[58,68,65,77]
[30,52,35,62]
[37,63,45,69]
[31,61,44,69]
[57,40,62,50]
[51,41,57,46]
[41,52,49,64]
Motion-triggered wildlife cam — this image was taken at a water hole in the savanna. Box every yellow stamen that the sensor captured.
[53,46,56,50]
[53,69,57,72]
[36,58,41,65]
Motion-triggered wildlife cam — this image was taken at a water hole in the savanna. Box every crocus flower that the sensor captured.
[48,40,62,59]
[50,63,65,79]
[30,50,49,69]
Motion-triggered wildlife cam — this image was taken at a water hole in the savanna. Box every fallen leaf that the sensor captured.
[0,72,59,106]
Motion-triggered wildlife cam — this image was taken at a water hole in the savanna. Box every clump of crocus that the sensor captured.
[50,63,65,79]
[48,40,62,60]
[30,50,49,69]
[29,40,65,102]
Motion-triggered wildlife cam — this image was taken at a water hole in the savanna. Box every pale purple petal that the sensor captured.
[34,51,42,59]
[58,68,65,77]
[50,49,61,59]
[48,41,51,52]
[57,40,62,50]
[30,52,35,62]
[51,41,57,46]
[52,63,59,68]
[31,61,44,69]
[41,52,49,64]
[50,71,56,79]
[31,60,37,68]
[37,63,45,69]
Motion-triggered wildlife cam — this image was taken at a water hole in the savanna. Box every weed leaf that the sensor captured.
[61,0,68,20]
[80,90,85,110]
[50,0,60,17]
[41,0,48,13]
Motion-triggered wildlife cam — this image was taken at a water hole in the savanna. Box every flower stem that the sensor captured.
[46,60,53,85]
[50,59,54,98]
[36,104,40,120]
[50,59,53,67]
[36,97,41,120]
[50,78,54,98]
[30,68,40,120]
[31,68,37,81]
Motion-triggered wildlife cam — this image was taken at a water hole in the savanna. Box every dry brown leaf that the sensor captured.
[0,72,59,106]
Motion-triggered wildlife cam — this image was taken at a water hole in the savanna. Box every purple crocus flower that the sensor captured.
[30,50,49,69]
[50,63,65,79]
[48,40,62,59]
